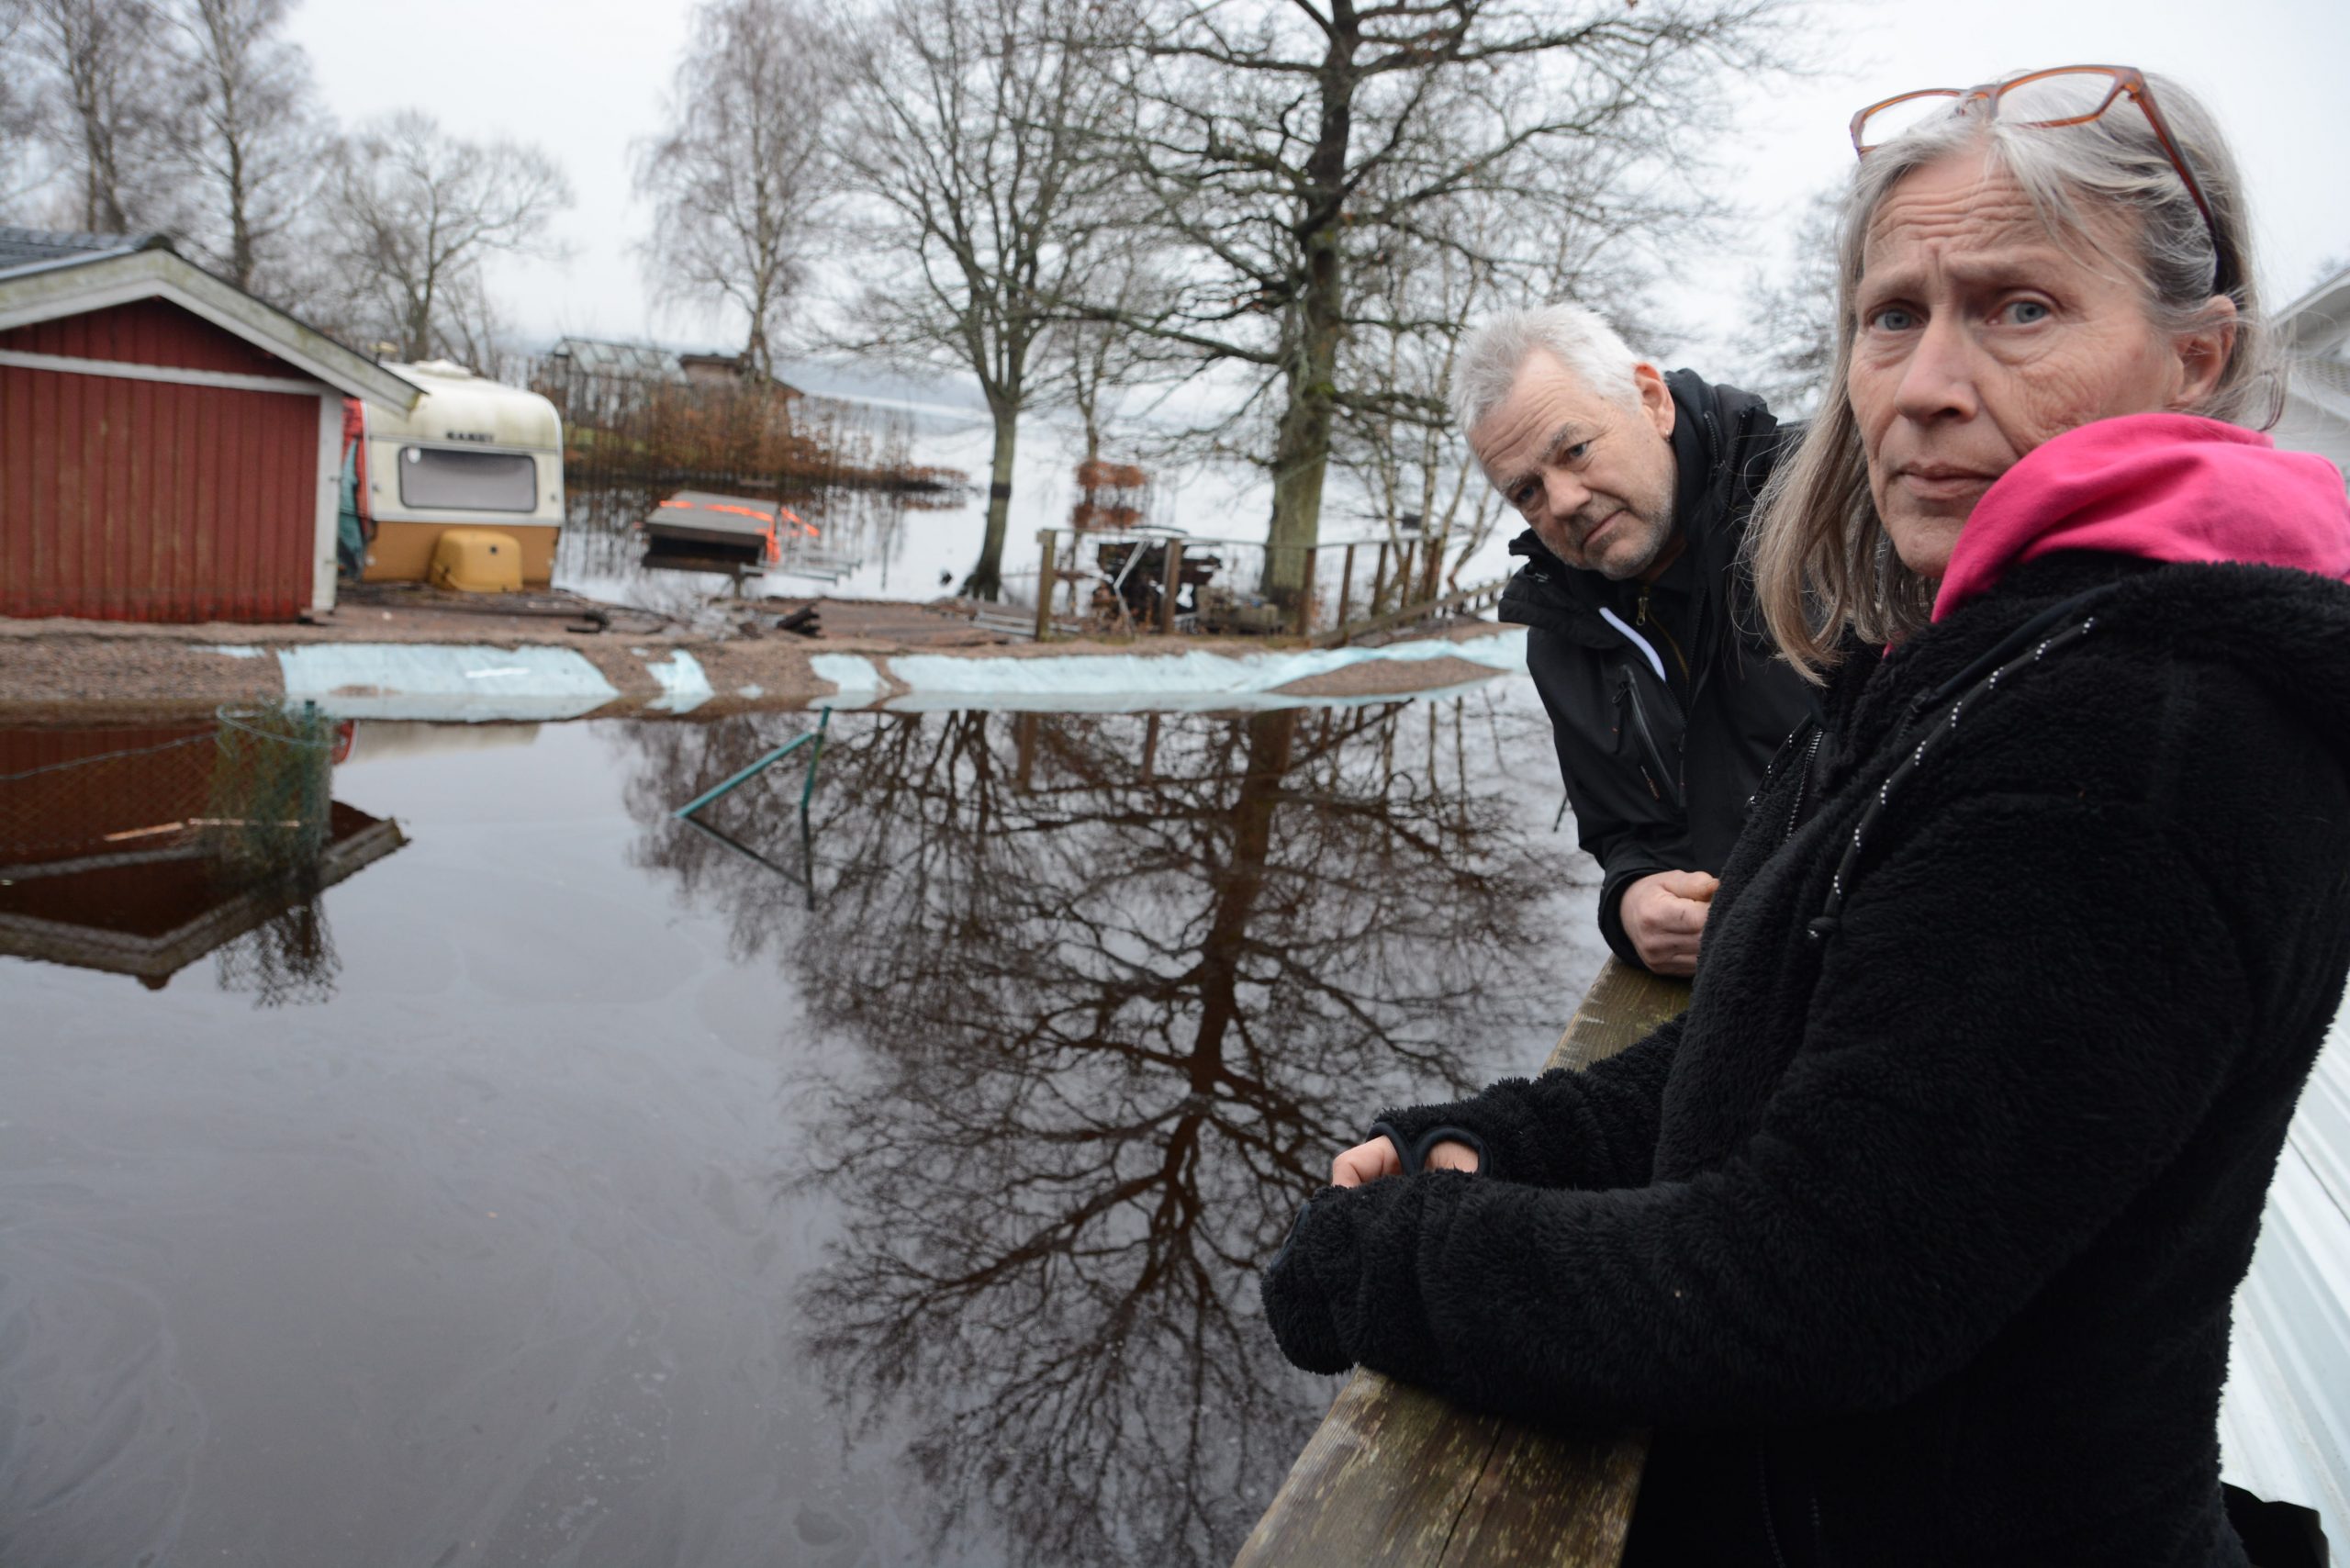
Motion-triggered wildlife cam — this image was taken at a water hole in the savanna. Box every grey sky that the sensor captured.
[288,0,2350,372]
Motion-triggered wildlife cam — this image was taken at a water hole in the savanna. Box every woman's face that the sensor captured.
[1846,151,2229,578]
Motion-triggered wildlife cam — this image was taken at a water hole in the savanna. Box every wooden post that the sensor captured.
[1397,541,1418,610]
[1034,531,1058,642]
[1141,712,1161,782]
[1337,543,1358,643]
[1423,535,1446,601]
[1296,545,1318,636]
[1370,543,1392,615]
[1231,958,1691,1568]
[1161,540,1185,635]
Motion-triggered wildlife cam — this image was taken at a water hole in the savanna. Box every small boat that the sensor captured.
[638,490,801,573]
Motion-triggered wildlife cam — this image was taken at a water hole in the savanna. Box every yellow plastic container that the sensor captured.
[427,529,523,594]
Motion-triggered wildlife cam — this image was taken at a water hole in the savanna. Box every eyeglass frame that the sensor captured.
[1848,64,2239,300]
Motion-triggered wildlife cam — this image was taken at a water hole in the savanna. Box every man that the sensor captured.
[1456,304,1818,974]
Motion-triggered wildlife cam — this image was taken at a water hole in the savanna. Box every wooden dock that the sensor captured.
[1233,959,1692,1568]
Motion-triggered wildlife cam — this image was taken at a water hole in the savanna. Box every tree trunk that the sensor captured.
[1259,28,1354,604]
[964,394,1019,601]
[742,274,772,381]
[1189,708,1297,1064]
[1262,319,1337,601]
[1078,380,1102,468]
[403,272,434,360]
[226,139,254,288]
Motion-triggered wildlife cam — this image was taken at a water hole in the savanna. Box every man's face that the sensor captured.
[1469,352,1680,580]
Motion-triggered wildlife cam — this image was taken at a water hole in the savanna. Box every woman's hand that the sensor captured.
[1329,1137,1481,1187]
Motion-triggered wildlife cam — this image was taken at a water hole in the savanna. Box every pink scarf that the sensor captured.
[1931,413,2350,621]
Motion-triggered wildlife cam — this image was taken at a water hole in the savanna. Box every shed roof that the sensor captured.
[2271,263,2350,451]
[0,227,169,274]
[2276,263,2350,361]
[0,230,416,410]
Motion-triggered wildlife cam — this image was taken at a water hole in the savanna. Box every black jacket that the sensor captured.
[1501,369,1820,968]
[1264,553,2350,1565]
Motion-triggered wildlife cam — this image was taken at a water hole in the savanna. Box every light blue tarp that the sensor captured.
[276,644,621,722]
[817,629,1528,712]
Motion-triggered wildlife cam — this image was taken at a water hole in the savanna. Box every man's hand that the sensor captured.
[1621,868,1719,976]
[1330,1137,1482,1187]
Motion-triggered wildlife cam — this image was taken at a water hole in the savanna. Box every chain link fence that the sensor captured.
[0,704,354,1002]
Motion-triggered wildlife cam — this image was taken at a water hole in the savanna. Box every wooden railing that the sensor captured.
[1232,959,1693,1568]
[1310,577,1507,649]
[1030,528,1492,643]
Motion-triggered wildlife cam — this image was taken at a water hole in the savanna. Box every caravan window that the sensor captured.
[398,447,538,512]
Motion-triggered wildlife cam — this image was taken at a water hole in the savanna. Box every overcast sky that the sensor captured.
[286,0,2350,376]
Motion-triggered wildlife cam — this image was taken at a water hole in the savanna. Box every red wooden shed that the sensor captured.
[0,230,417,622]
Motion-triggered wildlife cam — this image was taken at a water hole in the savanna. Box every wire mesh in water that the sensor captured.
[206,702,335,882]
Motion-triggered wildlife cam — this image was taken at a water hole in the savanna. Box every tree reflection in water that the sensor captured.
[621,695,1595,1566]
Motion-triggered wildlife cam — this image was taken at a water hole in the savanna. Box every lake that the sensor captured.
[0,681,1608,1566]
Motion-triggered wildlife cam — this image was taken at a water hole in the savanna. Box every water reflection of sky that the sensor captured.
[0,681,1605,1567]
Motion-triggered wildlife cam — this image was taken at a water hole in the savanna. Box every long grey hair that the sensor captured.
[1747,69,2268,679]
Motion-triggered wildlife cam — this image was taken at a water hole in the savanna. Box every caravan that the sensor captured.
[349,359,565,588]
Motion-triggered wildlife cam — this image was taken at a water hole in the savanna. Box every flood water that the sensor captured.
[0,681,1607,1566]
[541,392,1524,623]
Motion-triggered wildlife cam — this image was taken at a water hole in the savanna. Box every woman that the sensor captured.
[1262,67,2350,1566]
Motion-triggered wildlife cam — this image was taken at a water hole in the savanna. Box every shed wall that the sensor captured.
[0,725,216,868]
[0,301,325,622]
[5,297,300,377]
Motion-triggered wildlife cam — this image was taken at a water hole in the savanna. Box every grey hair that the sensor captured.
[1748,68,2269,680]
[1450,303,1644,437]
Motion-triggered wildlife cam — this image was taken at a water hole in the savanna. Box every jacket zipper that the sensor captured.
[1635,584,1693,686]
[1782,731,1823,845]
[1614,670,1673,804]
[1759,1450,1792,1568]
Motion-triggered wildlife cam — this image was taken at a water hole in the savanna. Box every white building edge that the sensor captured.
[2223,1006,2349,1551]
[2216,262,2350,1552]
[2270,264,2350,476]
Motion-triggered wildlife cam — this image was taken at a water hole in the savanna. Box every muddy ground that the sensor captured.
[0,598,1515,723]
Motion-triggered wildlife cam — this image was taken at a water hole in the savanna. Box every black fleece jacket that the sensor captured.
[1264,554,2350,1566]
[1499,369,1819,968]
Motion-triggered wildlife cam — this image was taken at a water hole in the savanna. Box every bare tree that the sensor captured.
[615,692,1592,1564]
[1043,231,1173,472]
[1331,199,1515,605]
[0,1,51,216]
[635,0,842,384]
[318,109,571,362]
[161,0,319,294]
[833,0,1136,600]
[1092,0,1798,601]
[20,0,181,233]
[1729,183,1841,419]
